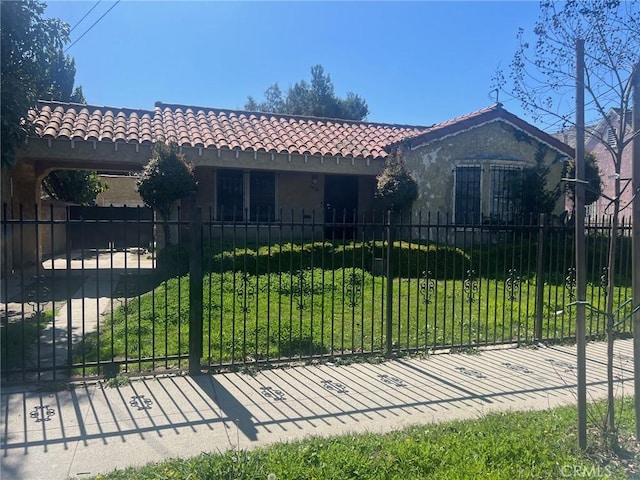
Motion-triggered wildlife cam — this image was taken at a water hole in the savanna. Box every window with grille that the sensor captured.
[454,166,481,224]
[216,169,276,221]
[490,166,521,223]
[249,172,276,222]
[217,169,244,221]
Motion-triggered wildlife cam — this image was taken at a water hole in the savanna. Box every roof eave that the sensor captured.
[397,107,574,159]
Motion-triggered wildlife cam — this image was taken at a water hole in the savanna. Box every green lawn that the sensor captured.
[88,397,639,479]
[75,266,631,373]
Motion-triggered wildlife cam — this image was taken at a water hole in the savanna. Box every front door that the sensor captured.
[324,175,358,237]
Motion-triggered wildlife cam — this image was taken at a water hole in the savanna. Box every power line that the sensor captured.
[69,1,101,33]
[64,0,121,53]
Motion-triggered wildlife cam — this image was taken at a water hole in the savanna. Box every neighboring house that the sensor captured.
[5,100,573,266]
[557,108,634,219]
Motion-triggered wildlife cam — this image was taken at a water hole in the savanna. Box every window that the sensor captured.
[490,166,521,224]
[216,169,276,221]
[607,127,616,146]
[454,166,481,224]
[217,169,244,221]
[249,172,276,221]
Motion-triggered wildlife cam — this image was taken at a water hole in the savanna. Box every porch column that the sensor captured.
[9,162,41,267]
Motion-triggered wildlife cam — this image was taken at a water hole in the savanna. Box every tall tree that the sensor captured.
[498,0,639,450]
[1,0,83,169]
[1,1,105,206]
[245,65,369,121]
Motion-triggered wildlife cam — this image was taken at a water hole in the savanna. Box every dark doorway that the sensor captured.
[324,175,358,238]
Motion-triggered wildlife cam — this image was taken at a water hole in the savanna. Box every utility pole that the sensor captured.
[575,38,588,450]
[632,62,640,439]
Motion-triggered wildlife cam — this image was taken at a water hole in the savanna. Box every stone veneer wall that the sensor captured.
[402,121,566,218]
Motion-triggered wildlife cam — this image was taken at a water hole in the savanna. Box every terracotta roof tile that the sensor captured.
[27,100,572,160]
[399,104,574,157]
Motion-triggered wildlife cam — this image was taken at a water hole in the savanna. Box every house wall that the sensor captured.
[402,120,566,219]
[193,167,378,223]
[96,175,144,207]
[39,200,69,255]
[556,113,634,220]
[278,172,325,221]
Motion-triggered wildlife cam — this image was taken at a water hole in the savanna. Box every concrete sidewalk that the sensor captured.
[1,339,635,480]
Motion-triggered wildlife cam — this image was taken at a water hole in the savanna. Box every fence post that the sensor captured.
[534,213,546,342]
[65,206,73,376]
[385,210,394,356]
[188,198,203,376]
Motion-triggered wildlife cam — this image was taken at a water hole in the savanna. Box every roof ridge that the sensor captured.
[153,101,431,130]
[37,99,154,117]
[430,103,502,127]
[35,99,439,130]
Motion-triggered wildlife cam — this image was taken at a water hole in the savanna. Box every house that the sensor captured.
[396,106,573,223]
[4,100,573,266]
[558,108,635,219]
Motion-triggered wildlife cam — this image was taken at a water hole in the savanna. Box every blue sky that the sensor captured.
[45,1,543,128]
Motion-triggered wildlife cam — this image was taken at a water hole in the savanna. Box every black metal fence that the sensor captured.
[1,204,634,384]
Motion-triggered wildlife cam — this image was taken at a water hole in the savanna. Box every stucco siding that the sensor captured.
[278,172,325,222]
[403,121,566,218]
[96,175,144,207]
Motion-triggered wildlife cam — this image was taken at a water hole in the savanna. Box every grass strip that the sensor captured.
[89,397,638,479]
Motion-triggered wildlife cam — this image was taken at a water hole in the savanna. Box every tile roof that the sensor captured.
[29,101,430,160]
[398,104,575,157]
[27,101,574,160]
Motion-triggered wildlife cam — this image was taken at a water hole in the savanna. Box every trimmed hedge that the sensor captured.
[156,235,631,284]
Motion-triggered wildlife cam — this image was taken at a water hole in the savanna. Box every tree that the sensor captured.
[499,0,640,450]
[563,152,603,208]
[137,142,197,245]
[42,170,108,205]
[375,148,418,212]
[1,0,102,207]
[520,145,563,220]
[1,0,83,169]
[245,65,369,121]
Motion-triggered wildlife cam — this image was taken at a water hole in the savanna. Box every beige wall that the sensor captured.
[278,172,325,221]
[39,200,69,256]
[96,175,144,207]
